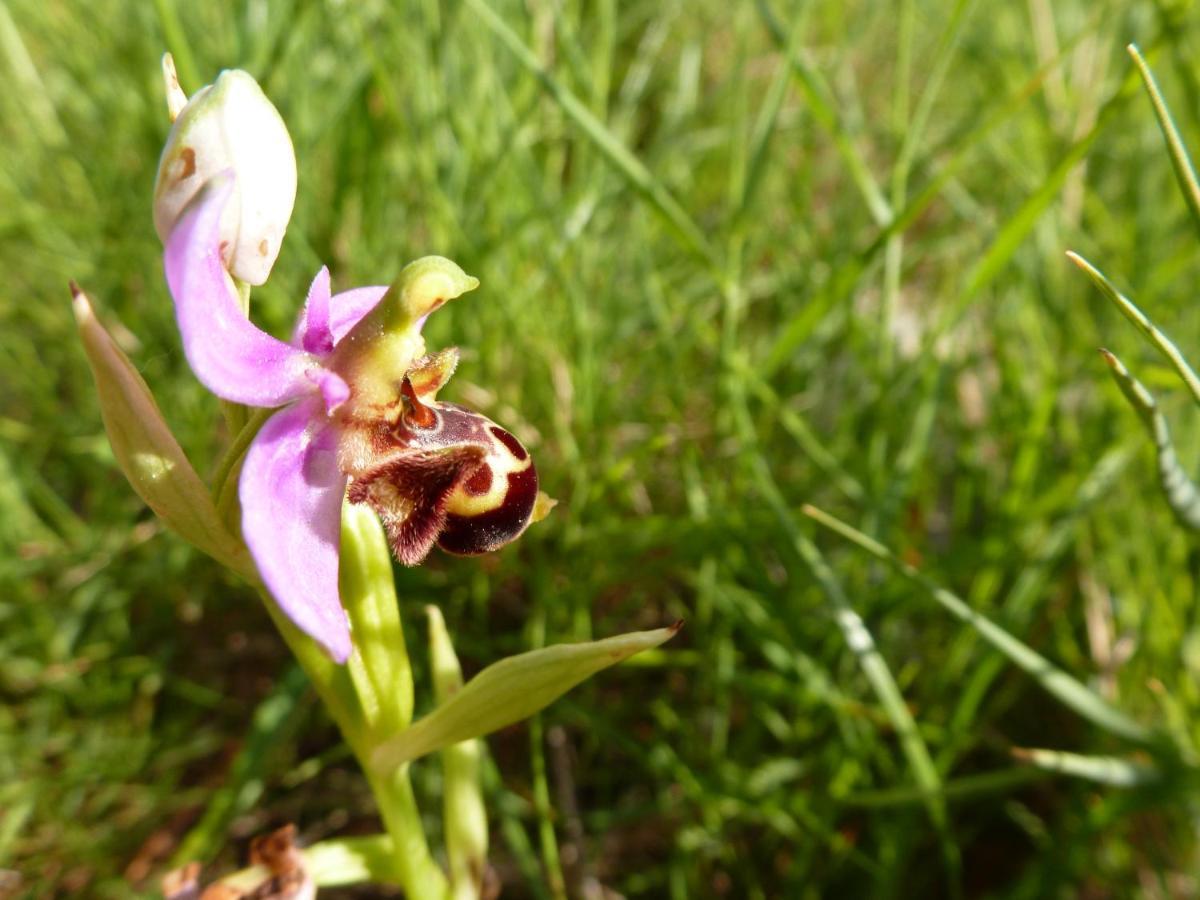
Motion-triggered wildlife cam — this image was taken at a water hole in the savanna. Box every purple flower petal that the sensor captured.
[307,367,350,414]
[240,397,352,662]
[164,175,314,407]
[329,286,389,344]
[296,266,334,354]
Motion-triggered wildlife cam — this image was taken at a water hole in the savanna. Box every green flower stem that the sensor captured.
[338,505,445,892]
[366,764,451,900]
[260,580,446,895]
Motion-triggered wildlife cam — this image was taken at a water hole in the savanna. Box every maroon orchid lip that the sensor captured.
[344,390,538,566]
[162,176,538,663]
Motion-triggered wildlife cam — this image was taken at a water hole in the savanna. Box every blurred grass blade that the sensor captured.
[897,0,976,176]
[72,284,255,580]
[742,448,957,878]
[1013,747,1160,787]
[1068,251,1200,407]
[428,606,489,900]
[909,57,1143,357]
[1127,44,1200,240]
[843,766,1049,808]
[733,6,805,230]
[802,505,1153,743]
[372,623,682,770]
[758,0,891,225]
[1097,349,1200,530]
[742,364,865,503]
[764,27,1098,374]
[465,0,717,268]
[171,665,309,867]
[148,0,200,93]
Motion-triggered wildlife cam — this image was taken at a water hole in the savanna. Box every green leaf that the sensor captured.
[1068,251,1200,407]
[802,505,1154,744]
[372,623,683,770]
[1013,747,1160,787]
[72,284,255,580]
[1097,349,1200,531]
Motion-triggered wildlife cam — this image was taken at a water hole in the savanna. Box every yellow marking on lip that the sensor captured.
[446,446,532,518]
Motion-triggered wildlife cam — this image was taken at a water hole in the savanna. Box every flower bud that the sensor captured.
[152,66,297,285]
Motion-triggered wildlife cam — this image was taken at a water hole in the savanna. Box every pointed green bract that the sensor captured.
[1097,350,1200,530]
[72,285,255,580]
[372,623,682,770]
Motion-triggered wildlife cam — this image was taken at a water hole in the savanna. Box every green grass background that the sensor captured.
[4,0,1200,896]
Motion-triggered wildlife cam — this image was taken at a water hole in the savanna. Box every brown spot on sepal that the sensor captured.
[348,444,487,565]
[258,239,269,257]
[176,147,196,183]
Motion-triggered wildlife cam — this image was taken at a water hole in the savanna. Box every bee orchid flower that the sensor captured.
[165,174,539,663]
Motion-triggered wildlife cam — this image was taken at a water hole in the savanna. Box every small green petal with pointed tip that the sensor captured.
[372,622,683,771]
[72,283,255,579]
